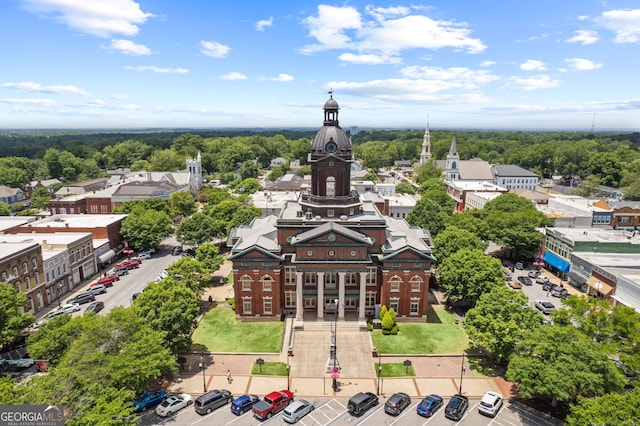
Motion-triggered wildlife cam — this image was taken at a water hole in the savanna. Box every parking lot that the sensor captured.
[139,396,562,426]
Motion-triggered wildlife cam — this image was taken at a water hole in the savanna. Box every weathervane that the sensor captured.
[328,88,334,98]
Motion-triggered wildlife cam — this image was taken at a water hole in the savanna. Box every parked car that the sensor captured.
[534,299,555,315]
[105,271,120,281]
[68,292,95,305]
[507,280,522,290]
[45,309,68,320]
[515,262,524,270]
[182,247,196,257]
[551,285,568,298]
[444,394,469,421]
[96,276,116,287]
[528,270,539,278]
[133,391,167,412]
[416,394,444,417]
[112,265,129,276]
[85,301,104,314]
[384,392,411,416]
[131,292,141,301]
[137,252,151,259]
[252,390,294,420]
[58,303,81,314]
[536,275,550,284]
[347,392,378,417]
[517,276,533,286]
[194,389,232,415]
[230,394,260,415]
[478,391,503,417]
[155,393,193,417]
[171,245,183,255]
[87,283,107,295]
[282,399,315,423]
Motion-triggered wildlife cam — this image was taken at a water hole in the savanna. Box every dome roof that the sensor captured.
[323,97,339,110]
[311,125,350,153]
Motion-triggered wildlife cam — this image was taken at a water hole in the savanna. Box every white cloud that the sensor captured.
[107,39,152,55]
[565,30,599,45]
[0,98,58,107]
[200,41,231,58]
[564,58,603,71]
[480,60,496,67]
[20,0,154,38]
[338,52,402,65]
[110,93,130,100]
[1,81,90,96]
[302,4,486,56]
[520,60,547,71]
[400,65,500,87]
[599,8,640,43]
[271,74,294,82]
[256,17,273,31]
[124,66,189,73]
[502,75,561,91]
[220,72,248,81]
[326,79,492,103]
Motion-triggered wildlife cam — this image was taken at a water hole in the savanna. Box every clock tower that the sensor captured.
[299,92,362,217]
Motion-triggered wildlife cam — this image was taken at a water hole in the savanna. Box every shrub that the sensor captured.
[379,305,388,321]
[381,311,395,331]
[381,328,392,335]
[366,323,373,332]
[391,325,399,335]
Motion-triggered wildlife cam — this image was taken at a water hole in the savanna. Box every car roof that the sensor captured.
[481,391,502,403]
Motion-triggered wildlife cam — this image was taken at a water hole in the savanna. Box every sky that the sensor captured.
[1,0,639,131]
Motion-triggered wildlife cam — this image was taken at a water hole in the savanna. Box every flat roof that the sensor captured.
[547,227,640,244]
[24,214,127,228]
[0,232,92,246]
[0,216,37,232]
[0,240,39,258]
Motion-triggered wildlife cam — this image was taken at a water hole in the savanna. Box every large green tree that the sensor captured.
[166,257,211,294]
[195,242,225,274]
[406,197,447,237]
[176,212,217,245]
[0,282,35,346]
[566,388,640,426]
[168,190,196,217]
[438,249,504,306]
[432,226,486,263]
[119,208,173,249]
[506,324,625,404]
[133,280,199,353]
[464,286,542,362]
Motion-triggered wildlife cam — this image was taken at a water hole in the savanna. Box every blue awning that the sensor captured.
[543,251,570,273]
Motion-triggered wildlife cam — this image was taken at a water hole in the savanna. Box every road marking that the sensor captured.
[387,402,420,425]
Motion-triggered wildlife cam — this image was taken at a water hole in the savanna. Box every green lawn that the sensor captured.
[191,305,284,352]
[371,306,469,354]
[374,362,416,377]
[251,361,289,376]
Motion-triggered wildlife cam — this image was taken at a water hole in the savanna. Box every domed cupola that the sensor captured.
[300,91,362,218]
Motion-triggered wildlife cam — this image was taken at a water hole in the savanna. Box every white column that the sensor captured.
[295,272,304,320]
[338,272,345,320]
[359,272,367,321]
[317,272,325,320]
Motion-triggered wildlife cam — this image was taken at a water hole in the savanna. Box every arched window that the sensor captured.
[390,275,402,292]
[326,176,335,197]
[261,275,273,292]
[410,276,423,292]
[240,275,253,291]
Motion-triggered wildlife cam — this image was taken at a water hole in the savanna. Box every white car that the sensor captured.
[137,252,151,259]
[59,303,81,314]
[534,300,555,315]
[155,393,193,417]
[478,391,503,417]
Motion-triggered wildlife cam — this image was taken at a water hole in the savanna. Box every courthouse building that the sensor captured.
[228,94,435,326]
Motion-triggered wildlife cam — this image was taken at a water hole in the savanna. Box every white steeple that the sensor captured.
[420,117,432,164]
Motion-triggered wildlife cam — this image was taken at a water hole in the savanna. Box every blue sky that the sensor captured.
[1,0,639,130]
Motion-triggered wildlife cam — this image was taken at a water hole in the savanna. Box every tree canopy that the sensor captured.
[438,249,504,306]
[119,208,173,250]
[0,282,35,347]
[406,197,447,237]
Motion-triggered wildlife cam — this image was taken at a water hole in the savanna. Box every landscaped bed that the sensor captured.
[371,306,469,354]
[191,304,284,352]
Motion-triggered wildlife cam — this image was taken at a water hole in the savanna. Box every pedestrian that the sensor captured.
[227,369,232,384]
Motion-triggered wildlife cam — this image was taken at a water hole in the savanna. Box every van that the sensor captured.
[88,283,107,295]
[347,392,378,417]
[68,292,95,305]
[194,389,232,415]
[515,262,524,270]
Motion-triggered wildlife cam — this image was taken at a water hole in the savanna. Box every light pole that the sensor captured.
[377,354,382,395]
[332,298,339,391]
[459,353,466,395]
[57,282,63,308]
[198,352,207,393]
[286,364,290,391]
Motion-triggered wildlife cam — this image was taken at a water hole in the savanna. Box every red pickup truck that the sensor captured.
[252,390,294,420]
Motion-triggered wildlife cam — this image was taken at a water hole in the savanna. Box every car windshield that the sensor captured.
[480,400,493,408]
[542,302,554,308]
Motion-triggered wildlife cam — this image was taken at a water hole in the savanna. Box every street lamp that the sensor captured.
[286,364,290,391]
[459,353,466,395]
[198,352,207,393]
[377,355,382,395]
[57,282,63,308]
[332,298,339,391]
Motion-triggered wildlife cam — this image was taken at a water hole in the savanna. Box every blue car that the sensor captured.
[416,394,444,417]
[133,391,167,412]
[230,394,260,415]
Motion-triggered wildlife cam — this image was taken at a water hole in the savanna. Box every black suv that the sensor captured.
[67,292,95,305]
[347,392,378,417]
[445,394,469,421]
[384,392,411,416]
[194,389,232,415]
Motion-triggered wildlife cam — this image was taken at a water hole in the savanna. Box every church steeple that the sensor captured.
[445,136,460,180]
[420,117,432,164]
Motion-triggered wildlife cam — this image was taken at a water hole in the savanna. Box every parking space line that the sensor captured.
[387,402,420,426]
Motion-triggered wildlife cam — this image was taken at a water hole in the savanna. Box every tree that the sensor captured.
[406,197,446,237]
[176,212,217,245]
[395,182,415,194]
[438,249,504,306]
[0,282,35,347]
[421,189,456,215]
[113,197,168,214]
[26,314,87,365]
[414,162,443,184]
[464,286,542,362]
[506,324,625,404]
[166,258,212,294]
[119,208,173,250]
[195,242,225,273]
[30,186,53,210]
[566,389,640,426]
[168,190,196,217]
[0,202,10,216]
[235,178,262,195]
[432,226,485,263]
[133,280,199,353]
